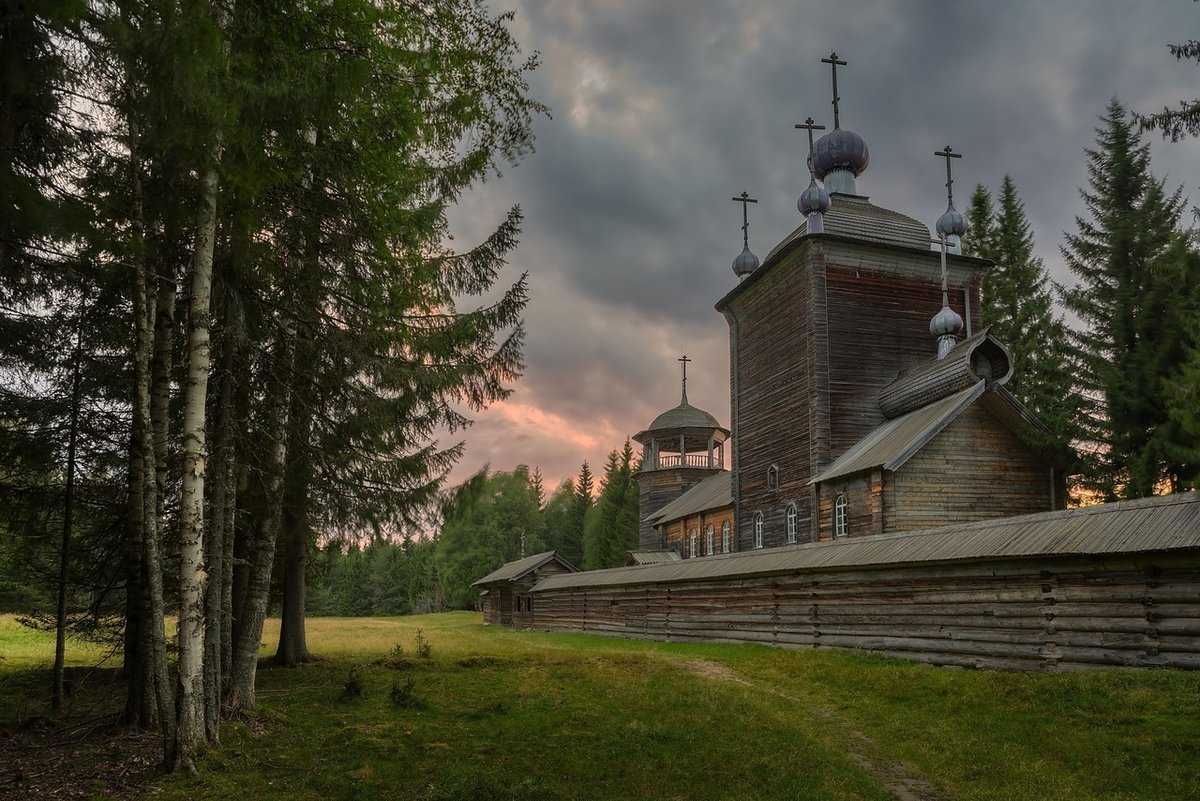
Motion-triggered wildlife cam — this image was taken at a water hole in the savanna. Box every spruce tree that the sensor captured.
[582,441,638,569]
[985,177,1080,446]
[962,184,996,261]
[1060,99,1184,499]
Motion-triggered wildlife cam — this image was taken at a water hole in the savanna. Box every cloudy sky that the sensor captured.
[443,0,1200,492]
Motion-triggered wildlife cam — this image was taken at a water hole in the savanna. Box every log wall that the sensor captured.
[885,404,1053,531]
[528,554,1200,670]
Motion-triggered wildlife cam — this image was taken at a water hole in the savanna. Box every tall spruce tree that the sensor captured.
[963,184,996,261]
[983,177,1079,446]
[1060,99,1184,499]
[582,441,638,569]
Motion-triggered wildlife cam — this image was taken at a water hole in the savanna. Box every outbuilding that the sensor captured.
[471,551,576,626]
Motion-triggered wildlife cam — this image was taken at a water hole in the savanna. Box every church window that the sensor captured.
[786,503,798,543]
[689,530,697,558]
[721,521,731,553]
[834,494,848,538]
[706,525,714,555]
[767,464,779,492]
[754,512,764,548]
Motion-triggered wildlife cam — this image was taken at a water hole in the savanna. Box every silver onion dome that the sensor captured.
[732,245,760,277]
[811,128,870,179]
[798,177,831,216]
[936,203,968,239]
[929,305,964,337]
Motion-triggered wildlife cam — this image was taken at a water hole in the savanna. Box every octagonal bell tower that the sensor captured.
[632,356,729,550]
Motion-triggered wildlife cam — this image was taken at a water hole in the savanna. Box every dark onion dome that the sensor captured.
[929,304,964,337]
[798,177,831,216]
[936,203,968,239]
[731,244,760,277]
[810,128,870,179]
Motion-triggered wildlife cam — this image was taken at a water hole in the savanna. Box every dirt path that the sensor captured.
[680,659,947,801]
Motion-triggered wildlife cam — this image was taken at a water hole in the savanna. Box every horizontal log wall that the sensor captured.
[529,554,1200,670]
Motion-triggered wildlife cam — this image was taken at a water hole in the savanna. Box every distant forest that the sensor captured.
[307,445,639,615]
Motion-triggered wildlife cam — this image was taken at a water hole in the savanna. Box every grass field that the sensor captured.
[2,612,1199,801]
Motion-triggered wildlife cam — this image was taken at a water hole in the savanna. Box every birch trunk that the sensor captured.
[174,146,220,766]
[129,124,175,765]
[227,331,293,712]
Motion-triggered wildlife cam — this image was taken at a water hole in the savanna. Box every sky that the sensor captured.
[442,0,1200,493]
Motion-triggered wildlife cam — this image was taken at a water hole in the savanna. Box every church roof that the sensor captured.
[810,382,985,484]
[647,399,723,432]
[645,471,732,525]
[766,193,933,259]
[532,493,1200,591]
[471,550,576,587]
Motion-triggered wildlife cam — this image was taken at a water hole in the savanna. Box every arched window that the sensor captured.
[786,503,798,543]
[721,520,731,553]
[754,512,764,548]
[689,530,698,558]
[705,525,714,555]
[767,465,779,492]
[834,494,848,538]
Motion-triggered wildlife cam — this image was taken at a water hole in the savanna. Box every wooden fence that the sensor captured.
[528,554,1200,670]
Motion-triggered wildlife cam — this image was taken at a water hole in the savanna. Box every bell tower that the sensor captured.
[632,356,730,550]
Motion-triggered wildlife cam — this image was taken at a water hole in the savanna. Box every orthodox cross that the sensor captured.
[731,191,758,249]
[794,117,826,173]
[820,51,848,129]
[935,145,962,206]
[678,354,691,401]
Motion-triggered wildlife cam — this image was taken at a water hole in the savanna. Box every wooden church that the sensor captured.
[629,74,1066,560]
[474,53,1200,671]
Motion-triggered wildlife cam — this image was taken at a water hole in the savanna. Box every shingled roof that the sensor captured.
[533,493,1200,591]
[644,471,732,525]
[766,193,933,259]
[471,551,575,587]
[810,383,984,484]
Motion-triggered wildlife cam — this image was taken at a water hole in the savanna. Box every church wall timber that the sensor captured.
[884,403,1052,531]
[816,469,883,540]
[823,250,979,460]
[664,506,736,557]
[527,552,1200,670]
[637,468,720,549]
[726,245,815,551]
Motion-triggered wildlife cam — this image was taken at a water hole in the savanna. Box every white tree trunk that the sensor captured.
[175,147,220,767]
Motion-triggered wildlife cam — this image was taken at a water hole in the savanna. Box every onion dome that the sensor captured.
[936,203,968,239]
[798,177,831,216]
[929,305,964,337]
[731,245,760,277]
[811,128,870,180]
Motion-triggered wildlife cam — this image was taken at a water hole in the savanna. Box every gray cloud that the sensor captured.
[444,0,1200,489]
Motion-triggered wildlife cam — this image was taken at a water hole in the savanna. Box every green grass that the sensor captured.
[2,613,1198,800]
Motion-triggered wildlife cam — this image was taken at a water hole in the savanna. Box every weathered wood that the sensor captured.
[527,552,1200,671]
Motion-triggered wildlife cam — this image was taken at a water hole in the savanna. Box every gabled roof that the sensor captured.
[645,471,732,525]
[471,550,575,587]
[626,550,682,565]
[810,382,985,485]
[532,493,1200,592]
